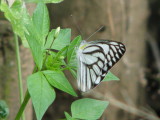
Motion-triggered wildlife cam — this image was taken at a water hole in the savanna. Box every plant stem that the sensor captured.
[15,66,38,120]
[15,91,30,120]
[14,34,25,120]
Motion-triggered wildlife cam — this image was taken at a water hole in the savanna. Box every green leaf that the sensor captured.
[0,100,9,119]
[43,70,77,97]
[71,98,109,120]
[24,3,50,69]
[45,46,68,71]
[64,112,73,120]
[25,28,44,70]
[24,0,63,3]
[67,36,82,69]
[44,55,63,71]
[103,71,120,81]
[0,0,30,47]
[32,3,49,46]
[45,29,55,48]
[53,46,69,60]
[45,29,71,50]
[27,72,56,120]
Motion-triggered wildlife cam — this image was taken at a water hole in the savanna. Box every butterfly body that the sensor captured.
[77,40,126,92]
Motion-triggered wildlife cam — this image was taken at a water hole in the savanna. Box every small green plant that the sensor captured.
[0,100,9,120]
[0,0,120,120]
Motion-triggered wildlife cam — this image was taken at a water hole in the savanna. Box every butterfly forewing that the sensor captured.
[77,40,126,92]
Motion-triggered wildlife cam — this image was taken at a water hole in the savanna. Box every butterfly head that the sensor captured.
[79,44,88,50]
[78,40,88,50]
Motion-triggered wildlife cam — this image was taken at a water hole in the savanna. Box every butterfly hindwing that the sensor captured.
[77,40,126,92]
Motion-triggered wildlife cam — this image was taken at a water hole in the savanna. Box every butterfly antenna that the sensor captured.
[85,26,104,41]
[70,14,84,38]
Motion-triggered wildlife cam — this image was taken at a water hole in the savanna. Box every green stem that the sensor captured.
[15,91,30,120]
[14,34,25,120]
[15,66,38,120]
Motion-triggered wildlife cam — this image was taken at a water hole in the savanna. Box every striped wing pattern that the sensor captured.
[77,40,126,92]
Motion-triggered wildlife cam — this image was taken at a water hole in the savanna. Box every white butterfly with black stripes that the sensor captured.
[77,40,126,92]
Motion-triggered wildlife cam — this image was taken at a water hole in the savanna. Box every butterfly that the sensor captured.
[77,39,126,92]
